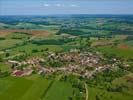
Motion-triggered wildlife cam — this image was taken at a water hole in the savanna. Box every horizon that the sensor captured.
[0,0,133,15]
[0,13,133,17]
[0,14,133,18]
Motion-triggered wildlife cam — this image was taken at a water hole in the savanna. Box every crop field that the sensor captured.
[19,79,51,100]
[0,39,22,50]
[0,77,32,100]
[0,76,75,100]
[43,81,73,100]
[95,46,133,59]
[0,30,51,38]
[13,43,63,53]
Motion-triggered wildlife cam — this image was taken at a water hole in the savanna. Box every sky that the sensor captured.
[0,0,133,15]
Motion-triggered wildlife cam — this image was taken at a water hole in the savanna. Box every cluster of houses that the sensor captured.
[8,57,45,77]
[7,51,127,78]
[47,52,102,68]
[12,68,33,77]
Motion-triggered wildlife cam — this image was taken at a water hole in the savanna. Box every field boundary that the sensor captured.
[40,80,54,99]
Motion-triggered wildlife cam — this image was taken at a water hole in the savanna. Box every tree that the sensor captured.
[5,52,10,57]
[32,49,39,53]
[0,57,3,62]
[96,95,100,100]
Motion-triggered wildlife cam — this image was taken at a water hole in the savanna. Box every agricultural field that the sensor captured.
[0,76,76,100]
[0,39,22,50]
[43,81,73,100]
[94,46,133,59]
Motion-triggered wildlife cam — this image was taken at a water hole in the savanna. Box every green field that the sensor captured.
[0,76,75,100]
[13,43,63,53]
[0,39,22,50]
[0,77,32,100]
[43,81,73,100]
[95,46,133,59]
[19,79,51,100]
[0,63,11,72]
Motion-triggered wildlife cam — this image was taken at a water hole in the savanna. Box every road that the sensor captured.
[85,83,88,100]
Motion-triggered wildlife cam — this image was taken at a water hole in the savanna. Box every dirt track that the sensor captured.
[85,83,88,100]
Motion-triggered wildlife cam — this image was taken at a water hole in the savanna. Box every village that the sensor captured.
[7,50,127,79]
